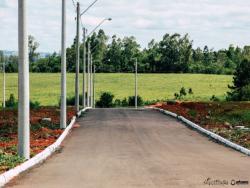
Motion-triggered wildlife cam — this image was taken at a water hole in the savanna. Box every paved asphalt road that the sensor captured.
[7,109,250,188]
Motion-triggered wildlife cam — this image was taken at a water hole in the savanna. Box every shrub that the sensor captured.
[96,92,114,108]
[174,87,190,100]
[30,101,41,110]
[59,95,83,106]
[188,88,194,95]
[174,93,180,99]
[128,96,144,106]
[240,84,250,101]
[114,99,121,107]
[5,94,40,109]
[210,95,220,102]
[6,94,17,108]
[180,87,187,96]
[121,98,128,107]
[227,59,250,101]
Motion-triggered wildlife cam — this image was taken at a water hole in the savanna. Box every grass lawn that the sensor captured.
[0,73,233,106]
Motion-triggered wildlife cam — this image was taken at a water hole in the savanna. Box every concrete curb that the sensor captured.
[151,107,250,156]
[0,107,90,187]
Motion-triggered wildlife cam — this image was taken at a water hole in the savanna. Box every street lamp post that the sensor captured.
[75,2,80,112]
[2,59,5,108]
[135,58,138,109]
[18,0,30,159]
[82,28,87,108]
[90,55,93,107]
[87,43,91,107]
[60,0,67,129]
[93,65,96,108]
[80,0,99,109]
[85,18,112,108]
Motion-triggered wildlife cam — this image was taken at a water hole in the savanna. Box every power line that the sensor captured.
[80,0,98,16]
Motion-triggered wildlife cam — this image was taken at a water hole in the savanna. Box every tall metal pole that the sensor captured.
[3,59,5,108]
[60,0,67,129]
[18,0,30,159]
[75,2,80,112]
[135,58,138,109]
[90,55,93,107]
[87,43,91,107]
[93,65,96,108]
[82,28,86,108]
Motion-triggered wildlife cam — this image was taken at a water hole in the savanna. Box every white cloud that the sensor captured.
[0,0,250,52]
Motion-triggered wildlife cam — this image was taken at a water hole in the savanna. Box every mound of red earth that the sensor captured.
[0,107,76,157]
[151,101,250,149]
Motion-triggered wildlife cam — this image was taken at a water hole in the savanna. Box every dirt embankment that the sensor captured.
[152,101,250,149]
[0,107,76,173]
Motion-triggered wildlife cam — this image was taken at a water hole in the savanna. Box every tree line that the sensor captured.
[1,31,250,75]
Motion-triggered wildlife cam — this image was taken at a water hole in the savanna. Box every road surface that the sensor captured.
[7,109,250,188]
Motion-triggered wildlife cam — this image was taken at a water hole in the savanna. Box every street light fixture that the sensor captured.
[87,18,112,38]
[80,0,105,108]
[85,18,112,107]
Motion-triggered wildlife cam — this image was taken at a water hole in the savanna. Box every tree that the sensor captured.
[143,40,161,72]
[121,36,141,72]
[103,35,123,72]
[31,53,61,73]
[158,33,192,73]
[89,30,109,72]
[66,37,77,72]
[28,35,40,63]
[227,59,250,101]
[0,51,4,64]
[6,56,18,72]
[16,31,246,74]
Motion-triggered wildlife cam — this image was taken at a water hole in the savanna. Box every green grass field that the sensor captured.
[0,73,233,106]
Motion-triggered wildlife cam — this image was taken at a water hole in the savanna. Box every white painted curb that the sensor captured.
[151,107,250,156]
[0,107,91,187]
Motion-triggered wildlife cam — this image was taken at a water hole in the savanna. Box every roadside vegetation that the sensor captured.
[96,92,145,108]
[0,107,76,173]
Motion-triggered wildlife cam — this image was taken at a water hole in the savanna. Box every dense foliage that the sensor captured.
[4,94,40,109]
[227,59,250,101]
[128,96,144,107]
[96,92,115,108]
[1,31,250,75]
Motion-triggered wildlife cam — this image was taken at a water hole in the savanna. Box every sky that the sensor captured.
[0,0,250,52]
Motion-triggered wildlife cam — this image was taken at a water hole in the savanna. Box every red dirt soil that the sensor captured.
[151,102,250,149]
[0,107,76,156]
